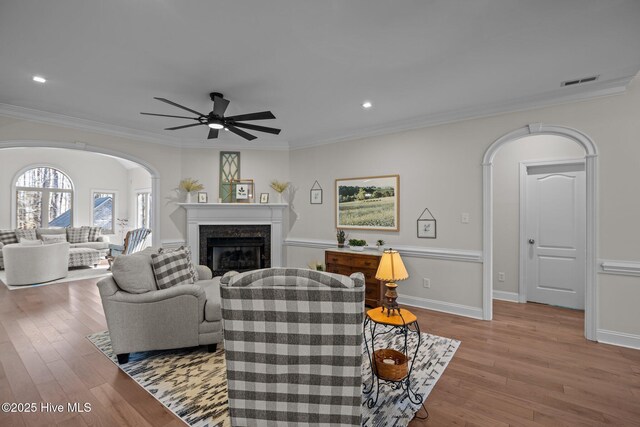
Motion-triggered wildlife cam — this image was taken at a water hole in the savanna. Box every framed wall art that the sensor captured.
[197,192,208,203]
[228,179,254,203]
[417,207,436,238]
[335,175,399,231]
[310,180,323,204]
[260,193,269,204]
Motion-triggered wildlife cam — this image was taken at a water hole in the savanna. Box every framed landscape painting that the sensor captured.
[335,175,399,231]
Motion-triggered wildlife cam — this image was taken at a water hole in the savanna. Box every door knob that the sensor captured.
[528,239,535,244]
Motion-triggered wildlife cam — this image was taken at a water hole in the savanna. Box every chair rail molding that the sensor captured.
[284,238,482,263]
[482,124,598,341]
[599,259,640,276]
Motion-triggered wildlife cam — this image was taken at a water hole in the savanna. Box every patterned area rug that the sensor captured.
[87,329,459,427]
[1,265,111,290]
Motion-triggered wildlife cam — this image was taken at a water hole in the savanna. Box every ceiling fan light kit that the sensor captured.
[140,91,281,141]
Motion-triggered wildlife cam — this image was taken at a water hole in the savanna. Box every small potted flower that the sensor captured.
[179,178,204,203]
[270,180,289,203]
[376,239,385,252]
[336,229,346,248]
[348,239,367,252]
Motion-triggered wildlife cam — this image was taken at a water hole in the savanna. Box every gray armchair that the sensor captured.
[97,248,223,364]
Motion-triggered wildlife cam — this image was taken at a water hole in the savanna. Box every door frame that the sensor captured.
[518,158,586,304]
[482,123,598,341]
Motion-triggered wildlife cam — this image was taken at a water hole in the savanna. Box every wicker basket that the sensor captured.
[373,348,408,381]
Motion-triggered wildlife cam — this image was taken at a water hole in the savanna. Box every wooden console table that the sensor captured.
[325,249,384,307]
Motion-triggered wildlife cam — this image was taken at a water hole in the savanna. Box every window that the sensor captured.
[15,167,73,229]
[136,191,152,229]
[92,192,115,234]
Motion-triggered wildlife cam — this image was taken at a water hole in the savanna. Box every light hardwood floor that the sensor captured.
[0,277,638,426]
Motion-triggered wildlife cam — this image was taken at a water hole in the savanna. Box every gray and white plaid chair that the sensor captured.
[220,268,365,427]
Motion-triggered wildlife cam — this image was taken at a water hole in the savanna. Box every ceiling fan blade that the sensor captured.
[231,122,281,135]
[226,111,275,122]
[212,95,230,116]
[165,123,206,131]
[141,112,198,120]
[226,125,257,141]
[208,128,219,139]
[154,97,205,116]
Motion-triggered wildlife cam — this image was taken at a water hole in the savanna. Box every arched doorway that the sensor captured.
[482,124,598,340]
[0,140,161,244]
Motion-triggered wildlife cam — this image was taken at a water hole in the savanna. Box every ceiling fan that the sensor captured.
[140,92,281,141]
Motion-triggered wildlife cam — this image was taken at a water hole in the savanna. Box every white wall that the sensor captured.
[0,147,130,236]
[493,135,584,294]
[287,76,640,339]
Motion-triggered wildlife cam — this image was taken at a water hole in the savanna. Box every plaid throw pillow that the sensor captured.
[158,246,198,282]
[66,227,89,244]
[151,250,194,289]
[15,229,37,242]
[0,229,18,244]
[82,226,102,242]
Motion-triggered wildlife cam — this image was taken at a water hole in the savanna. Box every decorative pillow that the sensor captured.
[15,229,37,241]
[151,250,194,289]
[158,246,198,282]
[42,234,67,244]
[19,239,43,246]
[36,227,66,239]
[66,227,89,244]
[82,226,102,242]
[111,253,158,294]
[0,230,18,245]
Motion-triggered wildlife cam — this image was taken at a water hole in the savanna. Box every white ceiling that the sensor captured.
[1,0,639,150]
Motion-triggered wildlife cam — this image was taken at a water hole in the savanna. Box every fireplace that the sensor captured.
[207,237,265,275]
[199,224,271,276]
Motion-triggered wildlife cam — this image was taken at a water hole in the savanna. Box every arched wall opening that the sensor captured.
[482,123,598,340]
[0,141,160,245]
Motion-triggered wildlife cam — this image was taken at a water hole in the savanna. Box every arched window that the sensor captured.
[15,167,74,229]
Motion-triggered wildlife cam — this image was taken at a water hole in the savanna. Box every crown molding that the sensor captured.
[0,103,290,151]
[290,75,634,150]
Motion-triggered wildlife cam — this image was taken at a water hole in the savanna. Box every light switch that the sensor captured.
[461,213,470,224]
[498,272,505,282]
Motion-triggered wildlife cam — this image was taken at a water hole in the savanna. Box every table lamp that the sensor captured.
[375,249,409,316]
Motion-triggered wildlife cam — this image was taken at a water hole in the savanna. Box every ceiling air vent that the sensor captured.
[561,75,599,87]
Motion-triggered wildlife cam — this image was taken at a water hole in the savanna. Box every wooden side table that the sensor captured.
[363,307,424,408]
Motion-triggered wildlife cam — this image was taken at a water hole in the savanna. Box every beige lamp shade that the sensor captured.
[375,249,409,282]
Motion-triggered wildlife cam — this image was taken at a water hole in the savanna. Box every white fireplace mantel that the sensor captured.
[178,203,288,267]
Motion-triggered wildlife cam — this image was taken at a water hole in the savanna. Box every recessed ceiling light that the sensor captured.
[362,101,373,109]
[32,75,46,83]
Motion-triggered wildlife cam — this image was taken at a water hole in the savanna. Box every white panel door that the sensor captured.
[524,163,585,309]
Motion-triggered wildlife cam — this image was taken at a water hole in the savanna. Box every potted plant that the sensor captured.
[179,178,204,203]
[336,229,346,248]
[348,239,367,252]
[307,260,325,271]
[376,239,385,252]
[270,180,289,203]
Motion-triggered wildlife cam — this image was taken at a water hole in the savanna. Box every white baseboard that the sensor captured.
[398,294,484,320]
[596,329,640,350]
[492,290,520,302]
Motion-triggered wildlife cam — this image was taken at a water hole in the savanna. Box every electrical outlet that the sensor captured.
[461,213,470,224]
[423,278,431,288]
[498,272,505,282]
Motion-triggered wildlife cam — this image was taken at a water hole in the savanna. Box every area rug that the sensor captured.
[1,265,111,290]
[87,329,459,427]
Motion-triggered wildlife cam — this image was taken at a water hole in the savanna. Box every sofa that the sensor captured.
[220,268,366,426]
[2,242,70,286]
[97,247,223,364]
[0,227,110,270]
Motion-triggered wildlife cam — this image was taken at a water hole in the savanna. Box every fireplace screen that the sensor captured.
[207,237,265,275]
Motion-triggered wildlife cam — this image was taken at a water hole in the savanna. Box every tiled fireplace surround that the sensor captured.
[180,203,288,274]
